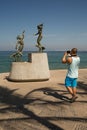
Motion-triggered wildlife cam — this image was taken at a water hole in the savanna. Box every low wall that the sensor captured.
[8,53,50,81]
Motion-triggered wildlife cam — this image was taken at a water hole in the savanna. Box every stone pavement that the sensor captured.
[0,70,87,130]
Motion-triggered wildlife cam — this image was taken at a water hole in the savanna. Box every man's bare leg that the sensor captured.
[66,87,73,97]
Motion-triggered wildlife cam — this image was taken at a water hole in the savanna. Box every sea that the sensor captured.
[0,51,87,73]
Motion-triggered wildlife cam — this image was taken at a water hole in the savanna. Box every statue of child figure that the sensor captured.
[10,30,25,62]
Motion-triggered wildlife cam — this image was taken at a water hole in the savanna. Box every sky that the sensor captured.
[0,0,87,51]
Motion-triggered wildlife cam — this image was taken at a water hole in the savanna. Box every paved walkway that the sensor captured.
[0,70,87,130]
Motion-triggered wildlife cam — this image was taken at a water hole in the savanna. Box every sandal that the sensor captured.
[70,96,78,103]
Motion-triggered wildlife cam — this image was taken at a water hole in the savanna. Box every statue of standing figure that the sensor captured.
[16,30,25,54]
[10,30,25,62]
[34,24,45,52]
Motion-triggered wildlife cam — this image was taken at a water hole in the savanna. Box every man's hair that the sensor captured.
[71,48,77,55]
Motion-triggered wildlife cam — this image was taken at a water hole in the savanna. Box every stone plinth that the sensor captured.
[8,53,50,81]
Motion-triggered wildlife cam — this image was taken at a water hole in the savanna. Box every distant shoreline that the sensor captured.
[0,51,87,73]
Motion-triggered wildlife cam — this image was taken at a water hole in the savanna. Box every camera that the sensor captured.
[67,50,70,53]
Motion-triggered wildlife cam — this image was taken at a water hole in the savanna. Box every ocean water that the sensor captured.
[0,51,87,73]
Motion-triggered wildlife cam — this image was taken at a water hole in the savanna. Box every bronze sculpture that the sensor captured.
[10,30,25,61]
[16,30,25,54]
[34,24,45,52]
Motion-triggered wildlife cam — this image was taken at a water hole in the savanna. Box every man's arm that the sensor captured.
[62,52,72,64]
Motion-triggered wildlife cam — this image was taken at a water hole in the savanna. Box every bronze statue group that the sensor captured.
[11,24,45,62]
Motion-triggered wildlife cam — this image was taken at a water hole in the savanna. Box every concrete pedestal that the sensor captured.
[8,53,50,81]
